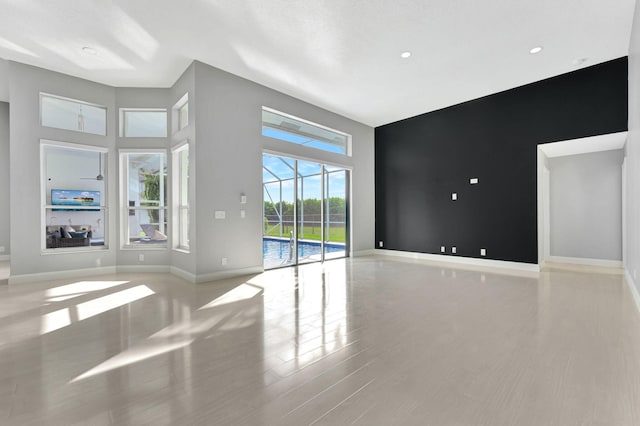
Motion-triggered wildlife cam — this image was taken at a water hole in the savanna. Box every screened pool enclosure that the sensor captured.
[263,153,349,269]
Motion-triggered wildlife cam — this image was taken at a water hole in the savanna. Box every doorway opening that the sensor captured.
[537,131,627,269]
[262,153,350,269]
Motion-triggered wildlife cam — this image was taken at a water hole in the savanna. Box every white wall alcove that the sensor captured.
[537,131,627,269]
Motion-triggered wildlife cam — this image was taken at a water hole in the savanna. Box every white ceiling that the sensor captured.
[0,0,635,127]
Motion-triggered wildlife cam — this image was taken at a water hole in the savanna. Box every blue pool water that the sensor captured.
[263,238,344,268]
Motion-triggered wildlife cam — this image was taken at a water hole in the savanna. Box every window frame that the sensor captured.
[171,141,190,251]
[40,93,107,136]
[119,149,169,250]
[40,140,109,253]
[119,108,168,138]
[172,93,189,133]
[261,106,352,156]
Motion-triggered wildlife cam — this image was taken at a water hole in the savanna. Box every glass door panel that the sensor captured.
[324,166,348,260]
[263,154,296,269]
[297,160,322,265]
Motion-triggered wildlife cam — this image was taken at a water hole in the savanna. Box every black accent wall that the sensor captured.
[375,57,628,264]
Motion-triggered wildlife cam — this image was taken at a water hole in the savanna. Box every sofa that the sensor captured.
[46,225,92,248]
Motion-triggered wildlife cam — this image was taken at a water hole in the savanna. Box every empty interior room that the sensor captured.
[1,1,640,424]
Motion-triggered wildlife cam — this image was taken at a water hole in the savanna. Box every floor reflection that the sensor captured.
[0,258,639,425]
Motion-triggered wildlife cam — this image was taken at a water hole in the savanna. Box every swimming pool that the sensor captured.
[263,237,345,269]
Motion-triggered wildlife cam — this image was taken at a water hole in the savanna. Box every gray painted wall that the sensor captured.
[0,59,8,102]
[9,62,117,276]
[5,60,374,281]
[628,1,640,287]
[0,102,9,255]
[193,61,374,278]
[549,149,623,260]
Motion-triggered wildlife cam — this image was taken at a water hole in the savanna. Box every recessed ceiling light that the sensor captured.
[82,46,97,55]
[529,46,543,54]
[400,51,411,59]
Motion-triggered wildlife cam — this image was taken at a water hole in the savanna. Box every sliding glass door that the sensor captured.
[263,153,349,269]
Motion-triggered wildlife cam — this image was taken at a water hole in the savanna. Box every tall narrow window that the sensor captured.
[41,141,108,251]
[172,143,189,250]
[41,93,107,136]
[120,151,168,247]
[173,93,189,133]
[179,103,188,131]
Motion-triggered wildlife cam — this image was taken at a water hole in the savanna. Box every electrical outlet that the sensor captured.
[379,241,383,248]
[440,246,445,253]
[480,248,486,256]
[138,254,144,262]
[0,246,4,253]
[214,210,226,219]
[221,257,228,266]
[452,246,457,254]
[470,178,479,184]
[451,193,457,201]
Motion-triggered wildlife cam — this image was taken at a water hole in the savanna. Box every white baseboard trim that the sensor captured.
[116,265,171,274]
[8,266,118,285]
[0,255,9,261]
[194,266,264,284]
[7,264,264,285]
[374,249,540,273]
[170,266,197,283]
[625,269,640,315]
[546,256,622,269]
[353,249,375,257]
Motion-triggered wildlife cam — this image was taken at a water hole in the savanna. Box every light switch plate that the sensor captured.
[240,195,247,204]
[215,210,226,219]
[452,246,457,254]
[440,246,445,253]
[452,193,457,201]
[480,248,486,256]
[240,210,246,218]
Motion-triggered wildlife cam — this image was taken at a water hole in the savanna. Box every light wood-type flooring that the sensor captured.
[0,256,639,425]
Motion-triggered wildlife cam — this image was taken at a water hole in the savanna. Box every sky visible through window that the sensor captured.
[262,128,346,155]
[263,155,346,202]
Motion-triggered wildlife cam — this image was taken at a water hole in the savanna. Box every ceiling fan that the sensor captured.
[81,152,104,181]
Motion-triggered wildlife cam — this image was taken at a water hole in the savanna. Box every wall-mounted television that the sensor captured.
[51,189,101,211]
